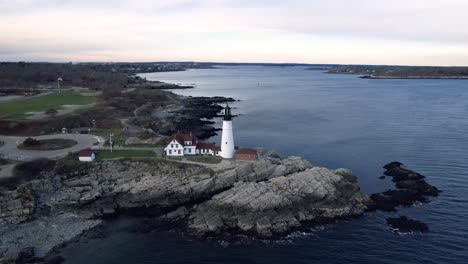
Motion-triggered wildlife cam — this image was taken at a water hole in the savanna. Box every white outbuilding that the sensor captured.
[79,149,96,162]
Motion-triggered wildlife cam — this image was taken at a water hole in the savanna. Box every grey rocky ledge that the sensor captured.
[184,166,370,238]
[0,150,370,260]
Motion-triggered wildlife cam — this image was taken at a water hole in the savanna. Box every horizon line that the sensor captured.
[1,60,468,68]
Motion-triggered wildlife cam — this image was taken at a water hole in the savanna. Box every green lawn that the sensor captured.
[187,156,222,164]
[95,149,156,160]
[0,91,96,119]
[90,129,128,146]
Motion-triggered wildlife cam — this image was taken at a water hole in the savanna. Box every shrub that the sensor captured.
[23,137,40,146]
[55,159,91,175]
[45,108,58,115]
[1,158,56,190]
[0,157,8,165]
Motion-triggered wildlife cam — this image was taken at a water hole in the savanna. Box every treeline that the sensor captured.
[0,61,215,90]
[327,65,468,78]
[0,62,128,90]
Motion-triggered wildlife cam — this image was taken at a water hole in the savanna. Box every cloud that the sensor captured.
[0,0,467,65]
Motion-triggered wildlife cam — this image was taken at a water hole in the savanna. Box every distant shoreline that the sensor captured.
[359,75,468,80]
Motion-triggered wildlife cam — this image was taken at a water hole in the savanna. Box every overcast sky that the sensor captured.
[1,0,467,65]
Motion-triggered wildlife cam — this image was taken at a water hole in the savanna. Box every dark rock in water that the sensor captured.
[369,190,427,212]
[383,161,403,170]
[383,162,425,182]
[378,176,386,179]
[369,162,440,212]
[386,216,429,233]
[395,179,440,196]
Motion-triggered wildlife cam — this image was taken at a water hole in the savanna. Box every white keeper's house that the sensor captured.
[164,131,221,157]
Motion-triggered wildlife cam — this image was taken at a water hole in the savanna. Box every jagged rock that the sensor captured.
[369,190,425,212]
[386,216,429,233]
[0,185,35,228]
[16,247,37,263]
[395,180,439,196]
[0,154,369,257]
[186,167,371,238]
[0,213,101,260]
[256,148,281,159]
[369,162,440,212]
[383,162,425,182]
[333,168,358,183]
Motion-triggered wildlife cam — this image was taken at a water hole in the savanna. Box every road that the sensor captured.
[0,133,104,161]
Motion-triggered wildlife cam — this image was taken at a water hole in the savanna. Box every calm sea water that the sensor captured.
[63,66,468,263]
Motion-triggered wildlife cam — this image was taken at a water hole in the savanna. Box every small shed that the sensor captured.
[235,148,257,161]
[79,149,95,162]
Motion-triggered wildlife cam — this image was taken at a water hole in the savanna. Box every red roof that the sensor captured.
[197,143,221,151]
[170,132,198,146]
[236,148,257,155]
[79,149,94,157]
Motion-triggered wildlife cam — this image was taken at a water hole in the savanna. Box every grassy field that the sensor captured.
[95,149,156,160]
[90,129,128,146]
[187,156,222,164]
[0,91,96,119]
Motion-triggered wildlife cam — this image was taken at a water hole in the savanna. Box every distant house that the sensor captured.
[79,149,95,162]
[235,148,257,161]
[164,132,221,157]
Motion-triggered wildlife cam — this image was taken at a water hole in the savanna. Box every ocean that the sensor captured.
[63,66,468,263]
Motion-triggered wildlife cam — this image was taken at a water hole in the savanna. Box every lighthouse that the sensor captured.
[220,104,235,159]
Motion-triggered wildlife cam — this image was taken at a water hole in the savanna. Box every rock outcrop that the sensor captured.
[0,152,370,260]
[0,185,35,227]
[186,167,370,238]
[369,162,440,212]
[386,216,429,233]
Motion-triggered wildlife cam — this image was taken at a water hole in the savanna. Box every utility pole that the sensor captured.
[57,77,63,93]
[109,134,114,153]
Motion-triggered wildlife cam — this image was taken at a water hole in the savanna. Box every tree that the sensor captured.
[45,108,58,116]
[23,137,40,146]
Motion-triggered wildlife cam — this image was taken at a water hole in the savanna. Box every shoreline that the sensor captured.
[0,68,441,263]
[359,75,468,80]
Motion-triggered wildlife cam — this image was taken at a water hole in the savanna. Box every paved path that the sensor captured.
[0,134,104,161]
[0,92,52,103]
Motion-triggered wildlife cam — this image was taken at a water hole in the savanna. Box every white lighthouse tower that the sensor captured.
[220,104,235,159]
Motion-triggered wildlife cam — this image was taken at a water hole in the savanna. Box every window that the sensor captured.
[189,148,191,153]
[178,150,181,154]
[225,142,227,144]
[169,150,172,154]
[171,144,174,148]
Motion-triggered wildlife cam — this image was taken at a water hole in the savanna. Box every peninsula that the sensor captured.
[0,62,440,263]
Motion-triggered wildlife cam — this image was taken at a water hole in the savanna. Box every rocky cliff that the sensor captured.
[0,151,370,261]
[185,166,370,237]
